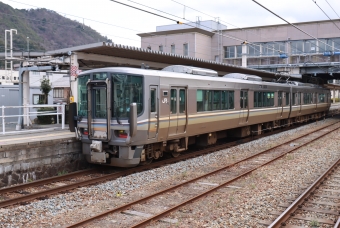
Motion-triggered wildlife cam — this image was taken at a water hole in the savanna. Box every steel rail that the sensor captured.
[268,158,340,227]
[0,169,97,195]
[0,118,306,207]
[130,124,340,228]
[334,217,340,228]
[65,121,340,227]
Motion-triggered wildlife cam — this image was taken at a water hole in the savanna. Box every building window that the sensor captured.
[183,43,188,56]
[262,43,275,56]
[318,39,332,52]
[53,88,64,98]
[291,40,303,55]
[1,76,4,79]
[13,77,16,80]
[171,44,175,54]
[333,38,340,51]
[304,40,316,53]
[236,45,242,58]
[159,45,163,52]
[224,46,235,58]
[248,44,261,57]
[33,94,46,104]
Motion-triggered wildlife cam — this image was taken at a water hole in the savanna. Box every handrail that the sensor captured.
[0,104,66,135]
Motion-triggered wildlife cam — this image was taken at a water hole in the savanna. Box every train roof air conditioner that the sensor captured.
[223,73,262,81]
[162,65,218,77]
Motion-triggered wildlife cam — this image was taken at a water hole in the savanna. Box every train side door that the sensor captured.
[277,91,284,118]
[87,79,111,141]
[239,90,249,124]
[148,86,159,139]
[298,92,302,114]
[168,87,187,136]
[314,93,317,111]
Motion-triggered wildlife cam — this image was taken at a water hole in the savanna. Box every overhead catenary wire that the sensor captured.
[324,0,340,19]
[124,0,335,65]
[114,0,284,57]
[4,0,328,60]
[252,0,340,52]
[312,0,340,32]
[169,0,240,29]
[169,0,320,53]
[0,0,332,69]
[2,0,336,66]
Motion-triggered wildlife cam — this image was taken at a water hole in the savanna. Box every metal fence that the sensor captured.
[0,104,65,135]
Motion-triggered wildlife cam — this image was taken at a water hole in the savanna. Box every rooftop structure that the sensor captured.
[138,19,340,83]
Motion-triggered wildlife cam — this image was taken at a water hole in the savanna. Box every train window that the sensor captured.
[292,93,296,105]
[297,93,301,105]
[228,91,234,109]
[150,89,156,113]
[319,93,325,103]
[303,93,313,104]
[170,89,177,114]
[204,90,212,111]
[221,91,229,109]
[78,74,90,117]
[93,72,107,80]
[179,89,186,113]
[94,88,107,118]
[213,91,221,110]
[240,91,248,109]
[197,90,203,112]
[278,92,282,106]
[286,92,290,106]
[197,90,234,112]
[254,92,274,107]
[112,74,143,118]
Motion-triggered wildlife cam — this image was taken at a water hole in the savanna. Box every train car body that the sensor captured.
[75,66,331,167]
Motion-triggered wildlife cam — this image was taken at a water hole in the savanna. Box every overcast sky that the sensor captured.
[2,0,340,47]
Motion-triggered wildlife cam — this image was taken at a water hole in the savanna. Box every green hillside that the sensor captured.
[0,2,110,55]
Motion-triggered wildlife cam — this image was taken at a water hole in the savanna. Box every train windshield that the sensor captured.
[111,73,143,118]
[78,74,90,117]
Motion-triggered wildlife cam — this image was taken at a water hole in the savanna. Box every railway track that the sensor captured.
[0,117,317,208]
[265,156,340,227]
[64,121,340,227]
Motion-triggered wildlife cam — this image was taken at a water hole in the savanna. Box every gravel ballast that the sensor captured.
[0,118,339,227]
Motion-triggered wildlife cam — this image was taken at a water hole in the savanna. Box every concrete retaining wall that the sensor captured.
[0,137,88,187]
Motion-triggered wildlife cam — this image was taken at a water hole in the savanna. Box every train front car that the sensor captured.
[76,68,146,167]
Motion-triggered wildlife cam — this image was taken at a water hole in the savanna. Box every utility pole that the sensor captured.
[27,37,29,58]
[5,29,17,82]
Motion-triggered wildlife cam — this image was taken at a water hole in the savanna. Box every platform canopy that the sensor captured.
[47,42,287,81]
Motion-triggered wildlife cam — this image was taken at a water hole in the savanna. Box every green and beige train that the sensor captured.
[75,65,331,167]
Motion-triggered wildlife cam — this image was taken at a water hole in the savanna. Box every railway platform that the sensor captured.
[0,126,86,187]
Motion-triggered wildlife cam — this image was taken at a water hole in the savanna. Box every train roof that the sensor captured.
[78,67,326,90]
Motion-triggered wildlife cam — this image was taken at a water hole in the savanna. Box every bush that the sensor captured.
[37,107,55,124]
